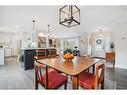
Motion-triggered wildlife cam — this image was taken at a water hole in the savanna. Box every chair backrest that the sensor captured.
[34,62,48,88]
[35,49,47,59]
[48,49,58,58]
[35,62,44,85]
[48,54,58,58]
[94,61,105,89]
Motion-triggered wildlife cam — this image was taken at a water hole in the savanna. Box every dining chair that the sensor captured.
[34,50,47,69]
[48,49,59,58]
[34,62,68,89]
[35,49,47,60]
[81,54,92,72]
[79,61,105,89]
[34,49,60,73]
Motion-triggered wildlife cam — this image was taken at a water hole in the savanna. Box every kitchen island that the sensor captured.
[20,48,57,70]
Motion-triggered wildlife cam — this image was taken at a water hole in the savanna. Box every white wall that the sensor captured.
[113,22,127,69]
[79,32,88,54]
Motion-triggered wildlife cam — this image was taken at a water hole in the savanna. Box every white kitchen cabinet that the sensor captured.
[5,48,12,57]
[0,49,4,65]
[0,33,11,44]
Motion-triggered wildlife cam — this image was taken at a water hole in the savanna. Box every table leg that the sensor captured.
[72,75,79,89]
[113,60,115,69]
[93,64,95,74]
[45,65,49,89]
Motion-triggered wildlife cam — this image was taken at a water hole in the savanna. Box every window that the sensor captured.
[61,37,79,50]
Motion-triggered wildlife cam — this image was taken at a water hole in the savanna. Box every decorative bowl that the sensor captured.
[63,53,74,61]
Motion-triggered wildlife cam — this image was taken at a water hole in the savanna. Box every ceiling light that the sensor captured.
[32,20,35,33]
[59,5,80,28]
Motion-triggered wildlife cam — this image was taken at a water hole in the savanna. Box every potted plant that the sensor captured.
[64,48,73,54]
[66,48,73,54]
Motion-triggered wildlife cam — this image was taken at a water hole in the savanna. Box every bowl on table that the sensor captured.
[63,53,74,61]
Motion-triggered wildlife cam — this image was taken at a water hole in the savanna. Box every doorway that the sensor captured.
[91,31,111,59]
[93,37,106,58]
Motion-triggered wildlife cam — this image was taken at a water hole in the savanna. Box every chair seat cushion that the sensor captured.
[79,71,95,89]
[42,70,68,89]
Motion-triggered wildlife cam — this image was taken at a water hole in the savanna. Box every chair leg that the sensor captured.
[35,66,38,89]
[70,76,72,81]
[64,81,67,89]
[113,61,115,69]
[35,81,38,89]
[93,65,95,74]
[101,80,104,89]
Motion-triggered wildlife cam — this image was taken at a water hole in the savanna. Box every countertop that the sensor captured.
[21,47,56,50]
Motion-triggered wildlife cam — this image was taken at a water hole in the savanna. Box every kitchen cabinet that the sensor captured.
[38,37,57,48]
[21,48,57,70]
[0,33,11,44]
[0,49,4,65]
[38,37,46,48]
[106,51,115,68]
[5,48,12,57]
[21,49,35,70]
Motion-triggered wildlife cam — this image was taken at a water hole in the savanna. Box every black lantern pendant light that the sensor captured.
[59,5,80,28]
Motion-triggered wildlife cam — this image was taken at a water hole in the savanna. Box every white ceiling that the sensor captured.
[0,6,127,37]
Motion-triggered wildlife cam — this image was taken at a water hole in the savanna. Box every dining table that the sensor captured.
[37,56,101,89]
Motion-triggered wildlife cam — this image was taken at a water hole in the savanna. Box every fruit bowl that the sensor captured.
[63,53,74,61]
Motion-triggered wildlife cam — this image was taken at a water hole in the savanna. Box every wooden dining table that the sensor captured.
[37,56,101,89]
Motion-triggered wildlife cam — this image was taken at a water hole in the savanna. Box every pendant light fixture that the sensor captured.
[59,5,80,28]
[47,24,50,36]
[31,19,37,48]
[32,20,35,33]
[99,28,103,37]
[46,25,50,48]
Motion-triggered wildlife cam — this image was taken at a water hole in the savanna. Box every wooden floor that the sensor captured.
[0,57,127,89]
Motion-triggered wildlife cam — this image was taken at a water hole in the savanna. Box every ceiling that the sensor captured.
[0,6,127,38]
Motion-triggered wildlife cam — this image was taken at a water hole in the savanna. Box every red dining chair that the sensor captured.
[34,62,68,89]
[79,61,105,89]
[48,49,59,58]
[35,49,47,59]
[34,49,47,69]
[34,50,60,73]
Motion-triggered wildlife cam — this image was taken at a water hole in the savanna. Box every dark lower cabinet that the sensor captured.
[21,49,57,70]
[22,50,35,70]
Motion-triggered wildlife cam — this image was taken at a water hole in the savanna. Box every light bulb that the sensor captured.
[32,30,35,33]
[65,14,68,19]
